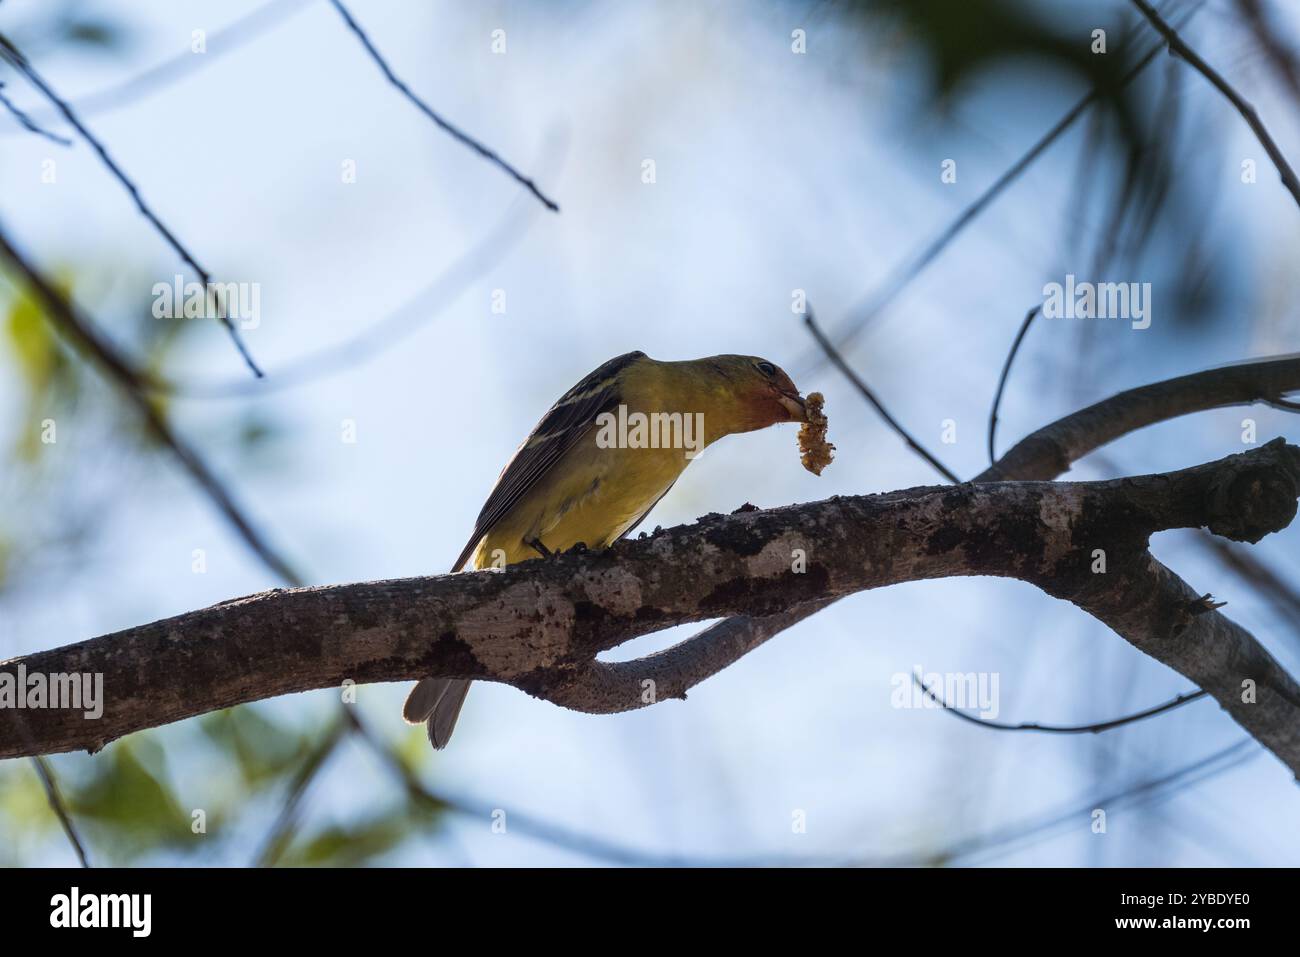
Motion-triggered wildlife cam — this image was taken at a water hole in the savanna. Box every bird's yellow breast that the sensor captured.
[470,426,692,569]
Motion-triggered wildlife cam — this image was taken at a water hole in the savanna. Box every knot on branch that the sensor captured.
[1204,439,1300,544]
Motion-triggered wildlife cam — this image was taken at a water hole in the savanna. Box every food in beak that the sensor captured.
[797,392,835,475]
[778,391,807,421]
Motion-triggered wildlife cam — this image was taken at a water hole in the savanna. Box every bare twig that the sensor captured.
[0,34,264,376]
[812,300,1262,744]
[415,703,1254,866]
[344,709,717,867]
[327,0,559,212]
[913,672,1209,735]
[0,221,301,584]
[253,715,349,867]
[4,711,91,866]
[811,4,1205,362]
[0,0,315,135]
[906,738,1259,866]
[0,81,70,144]
[975,354,1300,481]
[142,163,556,399]
[803,308,960,482]
[30,756,91,867]
[1130,0,1300,207]
[1234,0,1300,105]
[987,305,1040,464]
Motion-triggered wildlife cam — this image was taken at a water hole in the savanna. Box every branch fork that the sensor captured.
[4,440,1299,771]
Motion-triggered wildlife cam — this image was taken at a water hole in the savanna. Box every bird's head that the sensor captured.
[697,354,808,436]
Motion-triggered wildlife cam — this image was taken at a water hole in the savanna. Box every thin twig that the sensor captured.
[143,166,556,399]
[0,221,302,584]
[815,4,1205,360]
[974,354,1300,482]
[0,81,70,144]
[803,3,1206,372]
[30,757,91,867]
[913,672,1209,735]
[4,709,92,866]
[343,708,701,866]
[342,708,853,866]
[1234,0,1300,105]
[802,307,961,483]
[253,715,350,867]
[0,34,264,377]
[327,0,559,212]
[808,304,1281,746]
[1129,0,1300,207]
[913,738,1258,866]
[987,305,1040,464]
[0,0,315,135]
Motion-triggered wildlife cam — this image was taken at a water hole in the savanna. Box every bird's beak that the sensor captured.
[777,390,807,422]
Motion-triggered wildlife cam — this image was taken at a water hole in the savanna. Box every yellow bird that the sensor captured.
[404,351,810,748]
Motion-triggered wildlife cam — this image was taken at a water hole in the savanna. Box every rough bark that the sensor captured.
[977,355,1300,482]
[3,440,1299,774]
[659,356,1300,755]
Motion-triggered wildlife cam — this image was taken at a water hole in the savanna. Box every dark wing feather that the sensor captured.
[450,351,646,571]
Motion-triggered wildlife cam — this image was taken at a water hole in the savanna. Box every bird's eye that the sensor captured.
[755,361,776,377]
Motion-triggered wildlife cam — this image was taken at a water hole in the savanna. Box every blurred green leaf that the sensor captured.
[279,814,409,867]
[67,737,189,860]
[396,724,431,769]
[4,277,78,460]
[199,706,310,790]
[0,762,58,837]
[6,288,59,385]
[59,18,125,50]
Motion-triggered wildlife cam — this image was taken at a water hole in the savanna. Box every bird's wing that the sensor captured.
[450,351,647,571]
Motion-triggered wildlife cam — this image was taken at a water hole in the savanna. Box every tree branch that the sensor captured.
[326,0,559,212]
[0,81,71,145]
[0,34,264,376]
[607,354,1300,763]
[1129,0,1300,208]
[0,220,303,585]
[976,355,1300,481]
[0,0,315,136]
[807,2,1205,363]
[804,308,960,482]
[4,440,1299,773]
[914,672,1208,735]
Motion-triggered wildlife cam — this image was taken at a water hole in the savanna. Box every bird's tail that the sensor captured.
[402,678,471,750]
